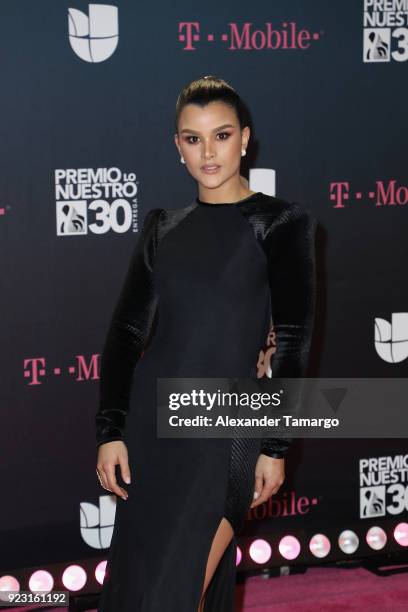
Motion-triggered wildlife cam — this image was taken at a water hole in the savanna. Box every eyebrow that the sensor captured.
[180,123,235,134]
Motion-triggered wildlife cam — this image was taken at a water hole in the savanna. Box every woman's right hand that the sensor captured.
[96,440,131,501]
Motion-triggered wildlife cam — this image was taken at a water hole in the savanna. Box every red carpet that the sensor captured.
[235,565,408,610]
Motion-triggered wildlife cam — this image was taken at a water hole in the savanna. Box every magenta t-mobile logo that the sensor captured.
[178,21,322,51]
[329,180,408,208]
[23,355,100,385]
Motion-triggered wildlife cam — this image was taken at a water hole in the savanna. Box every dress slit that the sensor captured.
[202,529,237,612]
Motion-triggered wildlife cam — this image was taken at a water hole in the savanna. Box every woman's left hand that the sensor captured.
[250,454,285,508]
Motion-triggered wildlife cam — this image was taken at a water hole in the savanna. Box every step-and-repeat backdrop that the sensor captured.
[1,1,407,572]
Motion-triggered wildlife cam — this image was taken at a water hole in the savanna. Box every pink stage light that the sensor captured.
[0,576,20,602]
[338,529,359,554]
[394,522,408,547]
[309,533,331,558]
[366,526,387,550]
[249,539,272,564]
[0,575,20,591]
[236,546,242,566]
[28,570,54,592]
[62,565,87,591]
[95,561,107,585]
[278,535,301,560]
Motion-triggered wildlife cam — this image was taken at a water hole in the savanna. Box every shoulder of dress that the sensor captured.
[244,193,309,221]
[143,207,165,221]
[238,194,310,241]
[154,202,198,238]
[144,201,197,221]
[160,200,197,216]
[139,207,163,229]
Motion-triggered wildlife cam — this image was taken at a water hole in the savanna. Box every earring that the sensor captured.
[180,156,185,164]
[241,148,246,157]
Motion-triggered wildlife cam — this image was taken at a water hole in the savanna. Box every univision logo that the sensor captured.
[374,312,408,363]
[80,494,116,549]
[68,4,118,62]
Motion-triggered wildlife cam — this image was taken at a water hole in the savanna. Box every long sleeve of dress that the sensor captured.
[259,204,317,458]
[95,208,162,448]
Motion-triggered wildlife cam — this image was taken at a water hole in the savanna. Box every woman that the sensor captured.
[95,75,317,611]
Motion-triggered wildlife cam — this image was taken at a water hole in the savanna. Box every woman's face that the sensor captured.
[174,101,250,191]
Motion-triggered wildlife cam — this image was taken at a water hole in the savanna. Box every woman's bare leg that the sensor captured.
[197,517,234,612]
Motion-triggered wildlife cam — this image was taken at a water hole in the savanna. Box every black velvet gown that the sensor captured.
[95,191,316,611]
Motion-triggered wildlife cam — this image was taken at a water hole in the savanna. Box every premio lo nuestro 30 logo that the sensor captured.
[55,167,139,236]
[363,0,408,62]
[359,454,408,518]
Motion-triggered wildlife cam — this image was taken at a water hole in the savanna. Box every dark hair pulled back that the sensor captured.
[175,75,248,132]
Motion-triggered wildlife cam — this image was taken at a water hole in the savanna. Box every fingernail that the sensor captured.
[253,491,259,499]
[122,495,128,501]
[124,477,131,484]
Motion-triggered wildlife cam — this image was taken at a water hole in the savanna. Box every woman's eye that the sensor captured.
[185,132,230,144]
